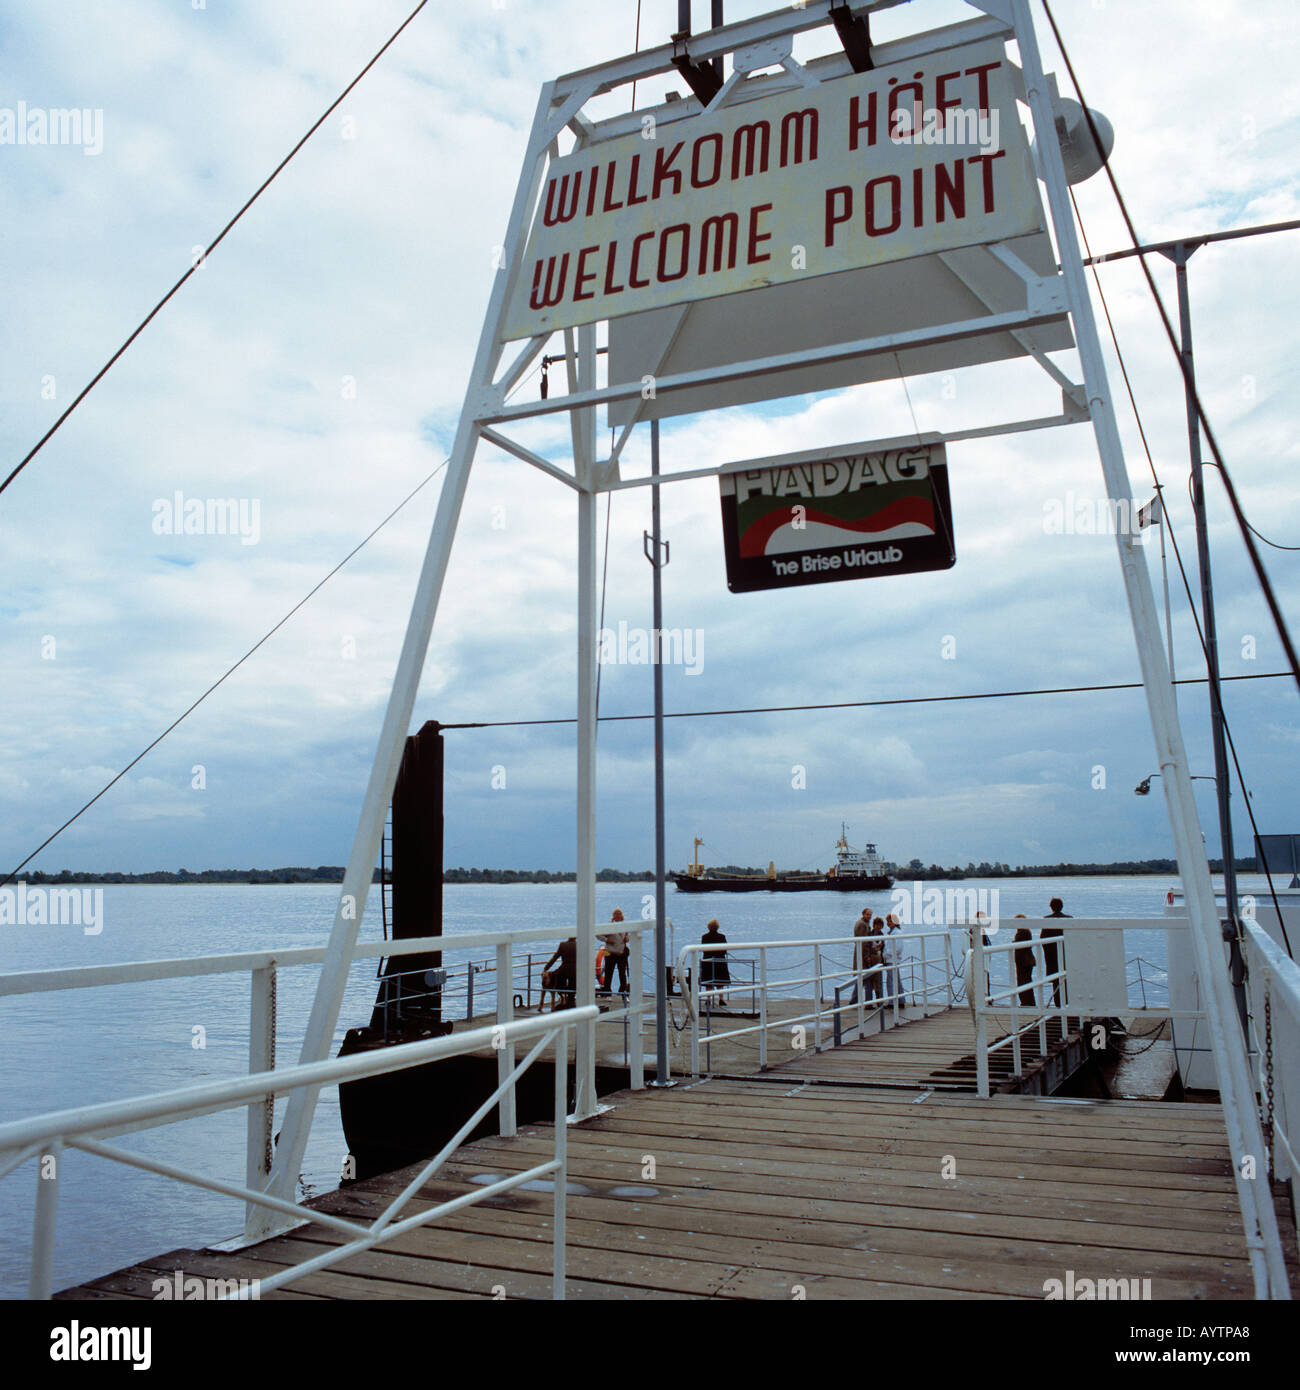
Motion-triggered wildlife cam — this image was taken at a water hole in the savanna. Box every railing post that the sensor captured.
[921,934,930,1017]
[496,943,516,1137]
[973,926,990,1097]
[891,946,900,1025]
[466,962,475,1021]
[553,1024,567,1301]
[758,947,768,1070]
[628,929,645,1089]
[29,1138,61,1300]
[690,952,701,1081]
[245,963,277,1239]
[813,946,823,1052]
[976,1008,990,1099]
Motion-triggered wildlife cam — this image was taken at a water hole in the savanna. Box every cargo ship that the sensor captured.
[672,825,894,893]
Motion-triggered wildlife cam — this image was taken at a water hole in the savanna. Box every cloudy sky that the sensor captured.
[2,0,1297,880]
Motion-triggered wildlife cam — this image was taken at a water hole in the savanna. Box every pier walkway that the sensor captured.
[56,1000,1297,1300]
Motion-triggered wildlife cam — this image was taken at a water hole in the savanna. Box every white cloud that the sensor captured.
[2,0,1297,877]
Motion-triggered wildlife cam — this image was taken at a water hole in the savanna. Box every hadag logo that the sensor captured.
[890,882,1000,930]
[0,881,103,935]
[1043,1270,1152,1300]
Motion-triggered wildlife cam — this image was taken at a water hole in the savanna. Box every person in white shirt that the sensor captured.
[598,908,630,994]
[883,913,906,1007]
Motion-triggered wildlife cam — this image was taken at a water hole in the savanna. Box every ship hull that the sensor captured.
[673,873,893,893]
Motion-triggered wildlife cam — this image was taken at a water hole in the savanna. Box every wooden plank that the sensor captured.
[451,1134,1244,1235]
[314,1176,1252,1298]
[469,1128,1242,1215]
[341,1168,1255,1277]
[609,1088,1234,1150]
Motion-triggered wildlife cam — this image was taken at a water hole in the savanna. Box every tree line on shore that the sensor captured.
[17,857,1262,886]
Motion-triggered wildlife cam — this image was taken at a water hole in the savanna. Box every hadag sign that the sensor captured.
[718,441,955,593]
[503,38,1041,341]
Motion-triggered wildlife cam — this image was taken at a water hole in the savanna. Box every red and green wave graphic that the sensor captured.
[739,494,935,558]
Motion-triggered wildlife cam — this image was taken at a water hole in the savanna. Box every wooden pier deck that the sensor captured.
[763,1004,1083,1092]
[59,1070,1297,1301]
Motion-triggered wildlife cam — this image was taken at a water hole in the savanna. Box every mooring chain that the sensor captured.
[266,966,278,1179]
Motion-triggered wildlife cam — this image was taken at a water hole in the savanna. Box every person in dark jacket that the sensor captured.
[700,919,731,1005]
[1042,898,1071,1006]
[1012,915,1037,1008]
[541,936,577,1012]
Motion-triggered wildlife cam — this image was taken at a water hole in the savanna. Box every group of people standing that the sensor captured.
[1010,898,1069,1007]
[853,910,906,1005]
[539,911,631,1012]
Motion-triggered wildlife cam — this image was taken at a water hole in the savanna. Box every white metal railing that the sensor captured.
[1,919,658,1242]
[0,1006,596,1301]
[674,931,960,1080]
[968,921,1207,1099]
[1243,919,1300,1226]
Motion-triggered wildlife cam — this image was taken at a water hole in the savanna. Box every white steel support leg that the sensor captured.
[496,942,516,1137]
[572,321,599,1121]
[267,82,561,1217]
[1011,0,1288,1298]
[574,484,598,1119]
[29,1140,61,1300]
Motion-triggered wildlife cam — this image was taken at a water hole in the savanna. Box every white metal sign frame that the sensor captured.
[266,0,1289,1297]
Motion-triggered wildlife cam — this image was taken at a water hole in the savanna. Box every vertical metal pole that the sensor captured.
[1171,245,1245,1030]
[496,942,516,1136]
[813,946,823,1051]
[711,0,725,80]
[973,927,990,1097]
[1158,505,1175,685]
[1016,4,1286,1296]
[650,418,671,1087]
[30,1140,61,1300]
[572,320,599,1121]
[553,1025,567,1300]
[690,954,701,1080]
[245,964,276,1239]
[758,947,768,1069]
[628,930,645,1089]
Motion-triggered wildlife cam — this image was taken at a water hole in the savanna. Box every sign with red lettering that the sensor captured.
[718,441,955,593]
[503,38,1042,341]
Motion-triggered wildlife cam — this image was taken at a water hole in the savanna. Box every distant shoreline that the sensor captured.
[13,859,1259,886]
